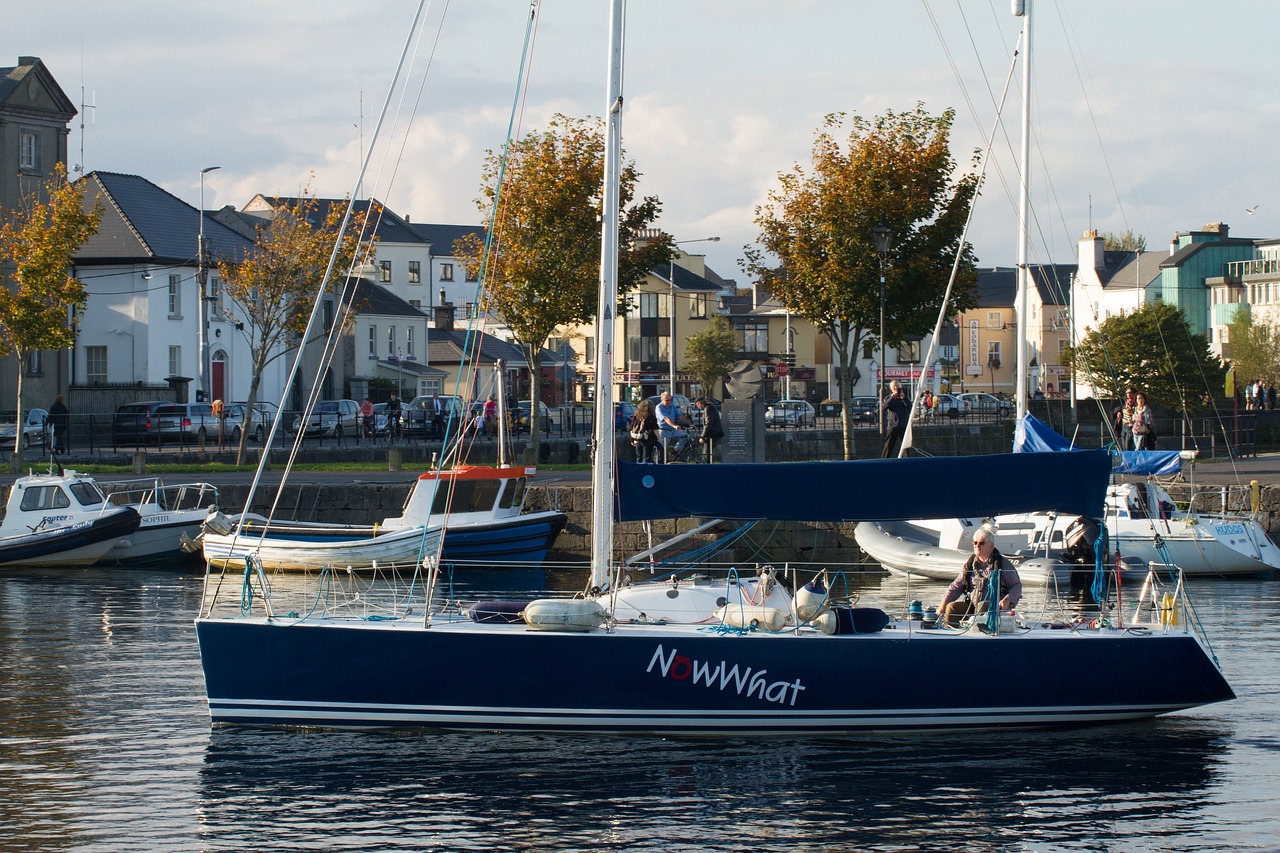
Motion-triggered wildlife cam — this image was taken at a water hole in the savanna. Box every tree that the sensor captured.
[0,164,102,462]
[454,114,670,463]
[1225,313,1280,393]
[684,316,738,400]
[215,189,372,464]
[1102,229,1147,252]
[1066,302,1225,408]
[744,105,978,459]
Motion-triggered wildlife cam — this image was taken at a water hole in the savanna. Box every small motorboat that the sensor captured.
[0,468,141,567]
[97,479,220,566]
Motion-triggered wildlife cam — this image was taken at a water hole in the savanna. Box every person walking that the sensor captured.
[48,394,70,454]
[694,398,723,462]
[629,399,660,463]
[881,380,908,458]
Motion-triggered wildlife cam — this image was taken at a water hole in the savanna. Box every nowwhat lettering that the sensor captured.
[646,645,806,707]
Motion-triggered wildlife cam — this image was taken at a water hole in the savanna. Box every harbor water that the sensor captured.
[1,565,1278,852]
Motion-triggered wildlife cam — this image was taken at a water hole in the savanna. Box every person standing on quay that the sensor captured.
[48,394,70,454]
[881,380,908,458]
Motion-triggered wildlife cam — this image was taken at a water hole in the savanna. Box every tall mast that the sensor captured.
[590,0,625,587]
[1014,0,1032,422]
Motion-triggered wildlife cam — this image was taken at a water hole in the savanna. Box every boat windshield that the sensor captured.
[69,482,106,507]
[20,486,71,512]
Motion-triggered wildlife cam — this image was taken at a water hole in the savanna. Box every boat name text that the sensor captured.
[646,645,806,706]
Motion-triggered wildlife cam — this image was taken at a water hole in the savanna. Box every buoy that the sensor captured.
[717,605,789,632]
[795,579,829,621]
[1160,592,1179,627]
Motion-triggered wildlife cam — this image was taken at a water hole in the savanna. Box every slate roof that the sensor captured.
[655,263,722,292]
[74,171,255,266]
[1097,250,1164,289]
[341,277,427,319]
[408,223,486,255]
[427,328,529,367]
[976,264,1075,308]
[248,196,425,245]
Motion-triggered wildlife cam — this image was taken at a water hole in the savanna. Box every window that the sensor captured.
[689,293,708,319]
[897,340,921,364]
[409,300,421,311]
[387,326,396,358]
[19,130,40,172]
[209,276,224,319]
[440,263,454,282]
[585,337,596,364]
[169,346,182,378]
[987,342,1002,366]
[737,320,768,353]
[423,378,443,396]
[380,260,392,283]
[322,299,334,332]
[1058,338,1070,363]
[640,336,669,362]
[85,346,107,383]
[408,260,421,283]
[986,311,1002,330]
[368,325,377,358]
[406,326,414,358]
[640,292,667,319]
[168,274,182,317]
[69,482,105,507]
[21,485,70,512]
[862,340,874,359]
[26,350,42,375]
[466,266,478,282]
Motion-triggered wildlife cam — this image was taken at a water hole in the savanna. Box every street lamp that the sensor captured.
[669,236,719,397]
[871,218,894,435]
[197,165,221,403]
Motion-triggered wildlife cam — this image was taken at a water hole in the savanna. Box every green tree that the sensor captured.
[744,104,979,459]
[1225,313,1280,393]
[215,188,372,464]
[1101,229,1147,252]
[455,114,670,463]
[0,164,102,462]
[684,316,737,400]
[1066,302,1225,408]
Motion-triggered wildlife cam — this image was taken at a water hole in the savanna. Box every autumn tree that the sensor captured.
[215,190,372,464]
[745,105,979,459]
[1225,313,1280,392]
[1102,229,1147,252]
[0,164,101,462]
[684,316,737,400]
[1066,302,1225,408]
[455,114,670,463]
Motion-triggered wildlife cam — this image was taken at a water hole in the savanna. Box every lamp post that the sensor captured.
[669,236,719,397]
[871,218,894,435]
[197,165,221,403]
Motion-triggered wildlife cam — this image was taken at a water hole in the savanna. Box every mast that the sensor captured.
[1014,0,1032,422]
[590,0,625,588]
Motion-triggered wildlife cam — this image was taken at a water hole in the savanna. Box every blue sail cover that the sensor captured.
[615,450,1110,523]
[1014,413,1183,476]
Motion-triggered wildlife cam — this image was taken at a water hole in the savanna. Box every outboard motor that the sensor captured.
[1062,516,1102,597]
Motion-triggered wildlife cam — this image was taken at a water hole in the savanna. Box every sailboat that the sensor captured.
[194,0,1233,732]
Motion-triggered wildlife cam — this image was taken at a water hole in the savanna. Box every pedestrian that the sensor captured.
[1112,385,1137,450]
[386,392,402,437]
[359,397,375,438]
[1131,391,1156,450]
[483,395,498,437]
[694,397,724,462]
[48,394,70,454]
[629,399,660,463]
[431,394,445,438]
[881,380,908,458]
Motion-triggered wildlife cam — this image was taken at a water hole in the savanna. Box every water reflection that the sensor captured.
[198,721,1229,852]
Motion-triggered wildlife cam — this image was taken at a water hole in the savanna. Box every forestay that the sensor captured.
[615,450,1110,523]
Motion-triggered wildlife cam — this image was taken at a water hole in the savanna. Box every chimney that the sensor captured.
[1079,229,1104,273]
[434,289,455,332]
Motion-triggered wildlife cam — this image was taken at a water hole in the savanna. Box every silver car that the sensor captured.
[0,408,48,449]
[764,399,816,427]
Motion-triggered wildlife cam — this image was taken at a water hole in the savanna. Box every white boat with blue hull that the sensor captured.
[1,469,141,567]
[196,0,1233,735]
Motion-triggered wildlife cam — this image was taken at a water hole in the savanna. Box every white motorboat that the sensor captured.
[0,468,141,567]
[98,479,220,566]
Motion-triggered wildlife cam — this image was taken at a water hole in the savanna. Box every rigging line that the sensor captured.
[901,44,1020,455]
[435,1,540,470]
[240,0,432,538]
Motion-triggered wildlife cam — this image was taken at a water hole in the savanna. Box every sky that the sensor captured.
[14,0,1280,284]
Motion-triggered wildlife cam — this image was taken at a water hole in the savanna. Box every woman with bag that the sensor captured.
[1130,391,1156,450]
[630,399,660,463]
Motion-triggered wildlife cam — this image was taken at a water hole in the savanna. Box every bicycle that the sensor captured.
[664,436,707,464]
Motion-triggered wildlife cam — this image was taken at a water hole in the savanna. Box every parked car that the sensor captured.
[930,393,971,419]
[957,392,1012,417]
[224,401,277,443]
[113,400,171,446]
[403,395,466,436]
[765,399,816,427]
[614,401,637,431]
[850,396,878,423]
[0,408,49,449]
[290,399,362,439]
[153,403,218,443]
[513,400,551,434]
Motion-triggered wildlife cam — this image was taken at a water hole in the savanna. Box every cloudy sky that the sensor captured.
[15,1,1280,281]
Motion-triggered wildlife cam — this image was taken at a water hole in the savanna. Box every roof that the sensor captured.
[341,277,427,319]
[1160,237,1254,269]
[74,171,255,265]
[244,196,426,245]
[0,56,75,117]
[408,223,486,255]
[372,358,446,377]
[656,263,722,292]
[1097,250,1164,289]
[976,264,1075,308]
[427,328,530,367]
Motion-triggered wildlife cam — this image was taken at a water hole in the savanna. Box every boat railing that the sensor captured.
[103,479,220,512]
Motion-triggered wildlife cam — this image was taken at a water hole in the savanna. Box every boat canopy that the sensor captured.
[615,450,1111,523]
[1014,413,1183,476]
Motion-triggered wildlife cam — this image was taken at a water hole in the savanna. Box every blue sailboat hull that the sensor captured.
[439,511,568,567]
[195,618,1234,732]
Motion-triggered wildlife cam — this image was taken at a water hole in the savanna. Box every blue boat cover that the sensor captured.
[1014,414,1183,476]
[615,450,1110,522]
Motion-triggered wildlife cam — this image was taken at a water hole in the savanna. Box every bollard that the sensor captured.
[388,446,402,472]
[132,450,146,474]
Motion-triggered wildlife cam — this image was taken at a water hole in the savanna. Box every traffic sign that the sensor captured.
[776,362,790,377]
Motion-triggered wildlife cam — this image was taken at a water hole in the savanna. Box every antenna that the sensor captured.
[75,85,96,174]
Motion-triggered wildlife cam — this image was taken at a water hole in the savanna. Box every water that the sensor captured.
[2,566,1278,852]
